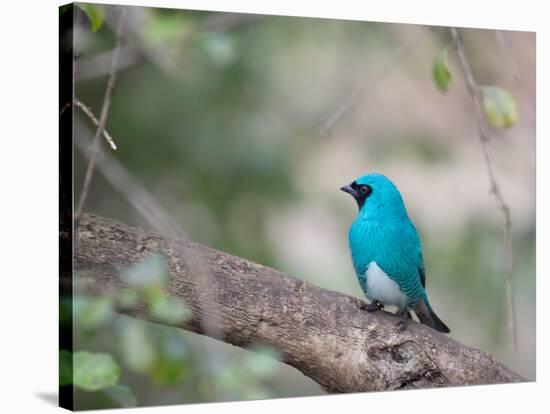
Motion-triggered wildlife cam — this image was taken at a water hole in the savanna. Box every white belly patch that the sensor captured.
[365,261,408,310]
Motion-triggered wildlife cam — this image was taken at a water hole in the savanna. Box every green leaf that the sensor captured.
[104,384,137,408]
[75,3,105,32]
[59,350,73,386]
[73,296,114,330]
[432,48,452,94]
[150,297,189,325]
[121,254,168,288]
[119,319,155,373]
[481,86,518,128]
[146,287,190,325]
[73,351,120,391]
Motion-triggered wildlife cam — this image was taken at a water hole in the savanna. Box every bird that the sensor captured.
[340,173,450,333]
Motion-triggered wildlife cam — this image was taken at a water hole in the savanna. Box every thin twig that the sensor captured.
[320,30,419,135]
[451,27,517,352]
[60,98,118,150]
[75,98,117,150]
[75,7,126,224]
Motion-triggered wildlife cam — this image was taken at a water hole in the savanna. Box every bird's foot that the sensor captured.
[396,311,409,332]
[360,300,384,312]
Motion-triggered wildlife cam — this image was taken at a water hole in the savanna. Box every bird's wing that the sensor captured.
[374,218,426,305]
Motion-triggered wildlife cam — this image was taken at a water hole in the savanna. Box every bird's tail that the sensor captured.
[414,298,450,333]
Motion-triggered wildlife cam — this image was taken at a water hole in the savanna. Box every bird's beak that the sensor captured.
[340,184,359,199]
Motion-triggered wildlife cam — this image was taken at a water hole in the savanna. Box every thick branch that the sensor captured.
[71,213,524,392]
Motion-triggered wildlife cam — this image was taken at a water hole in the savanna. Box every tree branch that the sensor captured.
[70,213,524,393]
[451,27,517,351]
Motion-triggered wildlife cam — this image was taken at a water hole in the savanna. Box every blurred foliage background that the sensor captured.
[63,2,535,410]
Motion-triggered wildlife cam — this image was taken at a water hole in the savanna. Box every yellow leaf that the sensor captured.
[481,86,518,129]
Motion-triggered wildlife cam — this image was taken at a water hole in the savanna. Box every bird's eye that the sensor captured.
[359,185,371,196]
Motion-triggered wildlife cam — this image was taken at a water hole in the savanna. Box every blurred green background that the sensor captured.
[65,2,535,410]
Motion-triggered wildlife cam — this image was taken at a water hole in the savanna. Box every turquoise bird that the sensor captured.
[340,173,450,333]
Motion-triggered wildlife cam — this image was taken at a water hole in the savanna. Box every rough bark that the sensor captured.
[69,213,525,392]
